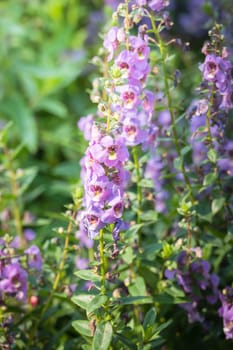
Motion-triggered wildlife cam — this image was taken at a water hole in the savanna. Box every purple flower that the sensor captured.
[136,0,169,12]
[0,263,28,302]
[112,219,129,241]
[201,54,222,82]
[78,115,94,141]
[117,84,141,110]
[218,141,233,176]
[75,257,89,270]
[11,229,36,249]
[145,155,168,213]
[80,207,104,239]
[25,245,43,271]
[94,135,129,167]
[219,287,233,339]
[104,27,125,61]
[165,251,219,324]
[122,117,147,146]
[200,53,233,111]
[76,229,94,249]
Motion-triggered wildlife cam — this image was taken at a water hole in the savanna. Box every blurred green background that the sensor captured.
[0,0,108,217]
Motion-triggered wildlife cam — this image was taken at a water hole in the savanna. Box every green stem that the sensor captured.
[99,229,106,295]
[149,14,194,203]
[132,147,142,225]
[30,212,74,344]
[3,145,26,248]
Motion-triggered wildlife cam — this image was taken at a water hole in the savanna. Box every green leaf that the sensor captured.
[74,270,101,283]
[35,98,68,118]
[115,334,137,350]
[207,149,217,163]
[143,243,163,259]
[174,157,183,171]
[0,95,38,152]
[128,276,147,296]
[156,293,187,304]
[92,322,113,350]
[71,294,95,310]
[211,197,225,215]
[141,210,158,222]
[145,338,165,348]
[143,308,157,331]
[72,320,92,337]
[203,172,217,187]
[119,296,153,305]
[152,320,172,336]
[87,295,108,315]
[122,246,135,264]
[18,167,38,195]
[125,224,144,239]
[181,145,191,156]
[0,121,13,145]
[138,178,154,188]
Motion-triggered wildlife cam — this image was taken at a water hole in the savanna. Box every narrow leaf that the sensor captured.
[87,295,108,315]
[74,270,101,282]
[71,294,95,310]
[72,320,92,337]
[92,322,113,350]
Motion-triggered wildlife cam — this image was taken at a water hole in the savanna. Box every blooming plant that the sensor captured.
[0,0,233,349]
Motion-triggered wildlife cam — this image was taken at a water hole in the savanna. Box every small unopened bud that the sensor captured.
[29,295,39,307]
[58,227,64,234]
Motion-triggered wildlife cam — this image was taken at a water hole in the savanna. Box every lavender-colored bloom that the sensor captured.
[104,27,126,61]
[200,53,233,111]
[145,155,168,213]
[78,115,94,141]
[25,245,43,271]
[117,84,141,110]
[218,141,233,176]
[122,117,147,146]
[11,228,36,249]
[136,0,169,12]
[179,0,209,36]
[0,263,27,302]
[104,0,118,9]
[201,54,222,82]
[89,135,129,169]
[112,219,129,241]
[75,257,89,270]
[219,287,233,339]
[80,207,105,239]
[180,302,204,324]
[76,229,94,249]
[148,0,169,11]
[165,251,219,324]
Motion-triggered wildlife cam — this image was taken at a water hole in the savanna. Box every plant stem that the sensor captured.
[149,14,194,203]
[3,145,26,248]
[132,147,142,225]
[99,229,106,295]
[30,211,75,343]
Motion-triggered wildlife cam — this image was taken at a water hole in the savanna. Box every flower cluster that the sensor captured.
[135,0,169,12]
[165,250,219,323]
[78,1,168,238]
[219,286,233,339]
[105,0,170,12]
[0,235,42,304]
[200,50,232,111]
[78,122,130,239]
[189,29,233,170]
